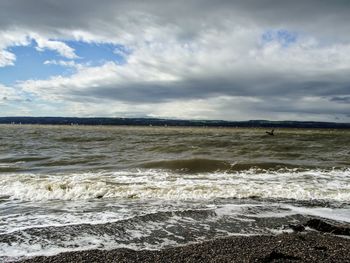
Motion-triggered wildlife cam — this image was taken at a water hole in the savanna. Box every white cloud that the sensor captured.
[20,22,350,98]
[33,35,78,59]
[0,50,16,67]
[0,30,31,67]
[43,59,80,69]
[0,84,22,102]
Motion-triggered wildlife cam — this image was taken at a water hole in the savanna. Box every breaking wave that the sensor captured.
[140,158,301,173]
[1,168,349,202]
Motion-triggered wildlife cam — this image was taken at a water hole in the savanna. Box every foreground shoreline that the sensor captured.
[15,232,350,263]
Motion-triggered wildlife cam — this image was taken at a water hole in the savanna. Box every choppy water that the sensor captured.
[0,125,349,261]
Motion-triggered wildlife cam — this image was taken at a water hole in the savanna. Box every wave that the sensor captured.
[140,158,301,173]
[0,156,49,163]
[57,136,115,143]
[141,158,233,173]
[0,168,349,202]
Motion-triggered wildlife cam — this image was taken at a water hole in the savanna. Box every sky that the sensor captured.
[0,0,349,122]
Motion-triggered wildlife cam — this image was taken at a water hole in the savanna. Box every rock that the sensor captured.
[260,250,300,263]
[285,224,305,233]
[305,219,350,236]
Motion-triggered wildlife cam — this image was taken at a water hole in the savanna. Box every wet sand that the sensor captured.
[16,232,350,263]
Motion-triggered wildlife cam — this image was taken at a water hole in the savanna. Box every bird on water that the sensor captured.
[266,129,274,136]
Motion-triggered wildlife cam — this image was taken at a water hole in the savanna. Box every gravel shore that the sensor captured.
[16,232,350,263]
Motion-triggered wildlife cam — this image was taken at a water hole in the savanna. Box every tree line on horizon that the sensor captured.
[0,117,349,128]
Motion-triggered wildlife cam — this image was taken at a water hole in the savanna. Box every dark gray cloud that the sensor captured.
[63,73,350,107]
[1,0,350,39]
[330,96,350,103]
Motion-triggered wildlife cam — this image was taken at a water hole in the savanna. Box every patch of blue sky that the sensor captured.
[0,40,131,86]
[63,41,130,66]
[261,29,297,47]
[0,40,74,86]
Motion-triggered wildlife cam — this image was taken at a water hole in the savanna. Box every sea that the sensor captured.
[0,125,349,262]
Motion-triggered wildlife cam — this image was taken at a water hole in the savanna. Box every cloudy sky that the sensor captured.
[0,0,349,121]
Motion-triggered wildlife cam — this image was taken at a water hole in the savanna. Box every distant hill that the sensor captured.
[0,117,349,129]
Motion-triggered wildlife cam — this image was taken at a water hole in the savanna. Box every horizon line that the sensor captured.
[0,116,349,125]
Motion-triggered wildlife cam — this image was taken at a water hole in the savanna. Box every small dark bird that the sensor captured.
[266,129,274,136]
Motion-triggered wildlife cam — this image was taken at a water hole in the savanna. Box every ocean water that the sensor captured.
[0,125,349,261]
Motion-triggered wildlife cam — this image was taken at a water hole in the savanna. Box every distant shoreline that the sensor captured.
[0,117,349,129]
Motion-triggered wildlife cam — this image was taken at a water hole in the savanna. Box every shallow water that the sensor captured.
[0,125,349,261]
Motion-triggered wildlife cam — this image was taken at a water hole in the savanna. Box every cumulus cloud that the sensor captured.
[0,84,23,103]
[43,59,80,69]
[20,29,350,101]
[0,0,349,121]
[34,36,78,59]
[0,30,31,67]
[0,50,16,67]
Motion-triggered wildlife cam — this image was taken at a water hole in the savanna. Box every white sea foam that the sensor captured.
[0,210,130,234]
[0,232,138,262]
[1,195,350,261]
[214,203,350,223]
[1,168,349,202]
[285,205,350,223]
[0,212,212,261]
